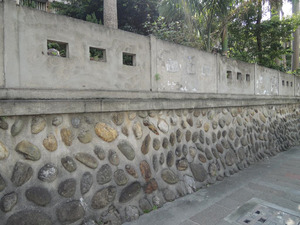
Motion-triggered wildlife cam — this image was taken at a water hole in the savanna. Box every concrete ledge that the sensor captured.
[0,89,299,116]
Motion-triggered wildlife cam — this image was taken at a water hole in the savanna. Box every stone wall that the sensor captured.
[0,104,299,225]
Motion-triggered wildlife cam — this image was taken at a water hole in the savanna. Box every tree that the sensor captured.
[292,0,299,71]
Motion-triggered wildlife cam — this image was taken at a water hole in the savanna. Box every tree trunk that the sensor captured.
[221,24,228,56]
[292,0,299,71]
[103,0,118,29]
[256,0,263,64]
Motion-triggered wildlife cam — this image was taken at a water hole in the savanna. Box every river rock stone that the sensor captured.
[219,118,225,128]
[241,137,248,146]
[119,182,141,203]
[57,200,85,224]
[132,121,143,140]
[11,118,25,137]
[121,126,129,137]
[228,128,235,141]
[161,168,178,184]
[159,153,165,165]
[158,119,169,133]
[221,139,230,149]
[151,138,161,153]
[52,116,63,126]
[138,111,148,118]
[15,140,41,161]
[117,140,135,160]
[0,174,6,192]
[153,154,159,172]
[209,163,218,177]
[61,156,77,172]
[205,148,213,160]
[0,118,8,130]
[199,130,205,144]
[112,113,124,126]
[140,160,152,181]
[175,146,182,157]
[11,162,33,186]
[162,137,169,148]
[0,192,17,212]
[184,175,196,194]
[75,153,98,169]
[204,123,210,132]
[81,172,93,194]
[192,132,199,143]
[7,210,52,225]
[163,189,176,202]
[185,130,191,142]
[125,165,138,178]
[92,186,117,209]
[259,113,266,123]
[143,119,159,135]
[170,132,176,146]
[94,146,106,160]
[43,133,58,152]
[225,150,237,166]
[38,163,58,183]
[97,164,112,184]
[176,129,183,143]
[144,178,158,194]
[61,128,73,146]
[31,116,46,134]
[190,163,207,182]
[101,205,122,225]
[108,150,120,166]
[0,142,9,160]
[139,198,152,212]
[198,153,207,163]
[58,178,76,198]
[176,158,188,171]
[128,112,136,120]
[167,151,175,167]
[236,127,243,137]
[141,134,151,155]
[114,169,128,186]
[238,147,246,161]
[95,122,118,142]
[78,130,93,144]
[125,206,139,222]
[189,147,197,158]
[71,117,81,128]
[25,186,51,206]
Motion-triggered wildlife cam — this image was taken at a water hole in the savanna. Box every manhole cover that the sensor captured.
[225,198,300,225]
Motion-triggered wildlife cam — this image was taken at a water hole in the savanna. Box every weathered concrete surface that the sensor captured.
[279,71,295,96]
[124,146,300,225]
[255,65,280,96]
[0,1,4,87]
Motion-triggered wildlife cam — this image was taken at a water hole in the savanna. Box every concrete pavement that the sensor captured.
[124,146,300,225]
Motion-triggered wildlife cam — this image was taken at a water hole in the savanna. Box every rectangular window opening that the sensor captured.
[227,71,232,79]
[237,72,242,81]
[123,53,136,66]
[246,74,250,82]
[282,80,285,86]
[286,81,289,86]
[90,47,106,62]
[47,40,68,58]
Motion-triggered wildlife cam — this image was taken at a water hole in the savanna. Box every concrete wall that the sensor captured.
[295,76,300,96]
[255,65,279,95]
[0,1,4,87]
[218,57,255,95]
[279,72,295,96]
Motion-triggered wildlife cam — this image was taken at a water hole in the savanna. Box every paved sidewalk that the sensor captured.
[125,146,300,225]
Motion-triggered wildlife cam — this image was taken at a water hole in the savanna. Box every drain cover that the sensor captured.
[225,198,300,225]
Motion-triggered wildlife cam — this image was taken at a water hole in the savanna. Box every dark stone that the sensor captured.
[81,172,93,194]
[206,137,211,145]
[161,168,178,184]
[11,118,25,137]
[141,134,151,155]
[58,178,76,198]
[119,182,141,203]
[71,117,81,128]
[192,132,199,143]
[92,186,117,209]
[175,146,182,157]
[38,163,58,183]
[125,165,138,178]
[75,153,98,169]
[11,162,33,187]
[140,160,152,181]
[61,156,77,172]
[57,200,85,224]
[0,173,6,192]
[221,139,230,149]
[211,148,219,159]
[153,155,159,172]
[121,126,129,137]
[139,198,152,212]
[222,130,227,138]
[238,147,246,161]
[163,189,176,202]
[0,117,8,130]
[195,143,204,152]
[187,118,193,127]
[143,178,158,194]
[176,158,188,171]
[229,128,235,140]
[15,140,41,161]
[198,153,207,163]
[94,146,106,160]
[208,163,218,177]
[186,130,192,142]
[199,130,205,144]
[117,140,135,160]
[205,148,213,160]
[7,210,52,225]
[97,164,112,185]
[182,145,188,156]
[159,153,165,165]
[176,129,183,143]
[101,205,122,225]
[162,137,169,148]
[216,144,224,154]
[153,138,161,151]
[167,151,175,167]
[212,132,217,144]
[219,118,225,128]
[170,133,176,146]
[190,163,207,182]
[114,169,128,186]
[25,187,51,206]
[112,113,124,126]
[108,150,120,166]
[217,130,221,139]
[0,192,17,212]
[225,150,237,166]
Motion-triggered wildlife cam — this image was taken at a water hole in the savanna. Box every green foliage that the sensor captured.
[143,205,158,213]
[155,73,160,80]
[47,42,67,57]
[22,0,37,8]
[90,48,104,61]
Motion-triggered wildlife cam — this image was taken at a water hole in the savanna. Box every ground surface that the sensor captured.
[124,146,300,225]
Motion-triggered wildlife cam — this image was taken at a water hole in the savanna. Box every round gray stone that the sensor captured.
[153,154,159,172]
[97,164,112,185]
[161,168,178,184]
[7,210,52,225]
[0,118,8,130]
[11,162,33,187]
[205,148,213,160]
[139,198,152,213]
[75,153,98,169]
[58,178,76,198]
[192,132,199,143]
[61,156,77,172]
[31,116,46,134]
[119,182,141,203]
[114,169,128,186]
[163,189,176,202]
[167,151,175,167]
[117,140,135,160]
[92,186,117,209]
[125,206,139,222]
[190,163,207,182]
[25,187,51,206]
[108,150,120,166]
[162,137,169,149]
[81,172,93,195]
[38,163,58,183]
[94,146,106,160]
[153,138,161,150]
[0,192,17,212]
[11,118,25,137]
[176,158,188,171]
[71,117,81,128]
[57,200,85,224]
[52,116,63,126]
[15,140,41,161]
[169,133,176,146]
